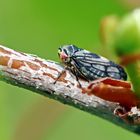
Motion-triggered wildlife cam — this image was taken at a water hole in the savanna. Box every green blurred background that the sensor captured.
[0,0,140,140]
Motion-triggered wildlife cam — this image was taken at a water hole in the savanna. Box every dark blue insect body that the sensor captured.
[58,45,127,81]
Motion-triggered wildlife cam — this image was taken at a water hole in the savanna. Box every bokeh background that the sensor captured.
[0,0,140,140]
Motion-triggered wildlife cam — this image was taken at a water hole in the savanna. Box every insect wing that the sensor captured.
[72,49,127,80]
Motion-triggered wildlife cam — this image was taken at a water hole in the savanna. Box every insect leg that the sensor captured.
[54,66,67,84]
[71,67,82,88]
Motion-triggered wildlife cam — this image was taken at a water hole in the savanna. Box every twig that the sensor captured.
[0,45,140,134]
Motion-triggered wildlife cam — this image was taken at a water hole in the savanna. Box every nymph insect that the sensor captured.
[58,44,127,83]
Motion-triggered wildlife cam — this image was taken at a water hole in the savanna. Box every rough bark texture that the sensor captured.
[0,45,140,134]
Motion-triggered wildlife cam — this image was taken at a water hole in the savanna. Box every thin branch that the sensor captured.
[0,45,140,134]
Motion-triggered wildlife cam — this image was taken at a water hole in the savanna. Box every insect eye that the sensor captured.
[58,48,63,57]
[63,48,68,55]
[58,48,62,54]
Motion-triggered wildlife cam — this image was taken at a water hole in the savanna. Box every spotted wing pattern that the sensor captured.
[71,49,127,81]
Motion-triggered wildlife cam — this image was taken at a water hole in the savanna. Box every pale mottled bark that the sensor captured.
[0,45,140,134]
